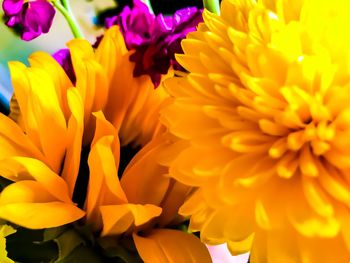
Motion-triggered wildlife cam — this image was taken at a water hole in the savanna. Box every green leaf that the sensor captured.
[53,228,86,260]
[0,224,16,263]
[45,225,104,263]
[6,238,58,262]
[55,245,104,263]
[98,237,142,263]
[44,226,69,242]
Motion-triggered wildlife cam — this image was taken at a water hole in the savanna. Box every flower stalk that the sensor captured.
[52,0,84,39]
[141,0,154,14]
[203,0,220,15]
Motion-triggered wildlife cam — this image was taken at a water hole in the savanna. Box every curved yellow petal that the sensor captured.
[61,88,84,196]
[0,181,84,229]
[95,26,128,82]
[133,229,212,263]
[26,68,68,173]
[28,51,72,119]
[100,204,161,236]
[9,62,68,173]
[227,234,254,255]
[85,111,126,230]
[100,204,134,236]
[0,157,71,203]
[0,202,84,229]
[121,135,170,206]
[67,39,109,144]
[85,135,127,231]
[0,113,44,160]
[98,26,168,147]
[8,61,40,149]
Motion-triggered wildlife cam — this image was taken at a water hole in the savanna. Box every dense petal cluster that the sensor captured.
[50,26,168,147]
[161,0,350,262]
[0,26,211,262]
[2,0,55,40]
[106,0,203,87]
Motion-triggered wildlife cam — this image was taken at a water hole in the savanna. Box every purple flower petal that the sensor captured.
[2,0,23,16]
[52,49,76,84]
[2,0,55,41]
[106,0,203,87]
[25,1,56,33]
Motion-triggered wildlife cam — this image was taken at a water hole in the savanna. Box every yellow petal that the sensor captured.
[67,39,109,144]
[0,157,71,203]
[0,113,44,160]
[28,51,72,119]
[100,204,133,236]
[8,94,24,130]
[100,204,161,236]
[61,88,84,196]
[286,189,340,238]
[133,229,212,263]
[121,136,170,205]
[102,53,135,132]
[156,181,191,227]
[0,201,84,229]
[85,135,127,230]
[227,234,254,255]
[265,230,300,263]
[0,181,84,229]
[95,26,127,81]
[9,63,68,172]
[25,67,68,173]
[8,61,41,148]
[0,180,58,207]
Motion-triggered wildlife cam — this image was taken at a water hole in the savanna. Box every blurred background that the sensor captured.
[0,0,116,112]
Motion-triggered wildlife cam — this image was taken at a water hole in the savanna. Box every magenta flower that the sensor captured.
[106,0,203,87]
[2,0,56,41]
[52,48,76,84]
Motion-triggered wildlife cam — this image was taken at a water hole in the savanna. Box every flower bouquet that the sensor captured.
[1,0,350,262]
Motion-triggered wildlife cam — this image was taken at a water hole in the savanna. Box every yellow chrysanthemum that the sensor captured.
[161,0,350,262]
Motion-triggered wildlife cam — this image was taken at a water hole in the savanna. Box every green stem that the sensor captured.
[203,0,220,15]
[141,0,154,14]
[52,0,84,39]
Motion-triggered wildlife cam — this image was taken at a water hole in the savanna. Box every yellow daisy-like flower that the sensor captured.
[84,113,211,262]
[0,26,164,229]
[10,26,168,148]
[0,25,209,262]
[161,0,350,262]
[0,54,85,228]
[67,26,169,147]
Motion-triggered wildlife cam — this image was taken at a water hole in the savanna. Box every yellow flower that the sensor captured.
[67,26,169,147]
[84,112,211,262]
[0,54,85,228]
[161,0,350,262]
[0,26,163,229]
[0,26,210,262]
[10,26,168,148]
